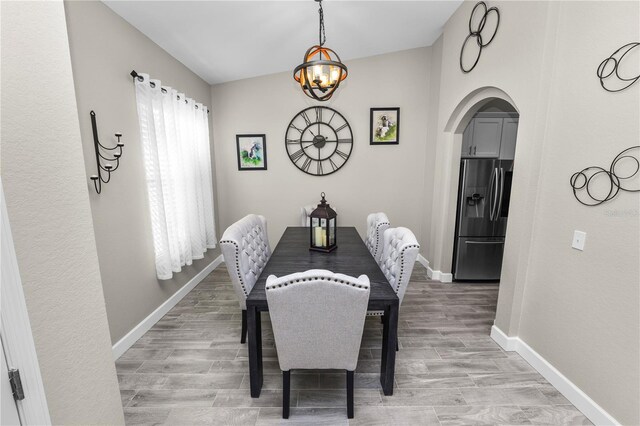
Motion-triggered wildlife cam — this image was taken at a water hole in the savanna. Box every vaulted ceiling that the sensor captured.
[103,1,462,85]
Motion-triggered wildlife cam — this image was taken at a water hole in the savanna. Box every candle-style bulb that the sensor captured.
[330,68,339,84]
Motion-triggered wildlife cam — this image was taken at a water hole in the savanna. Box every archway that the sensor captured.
[428,87,520,283]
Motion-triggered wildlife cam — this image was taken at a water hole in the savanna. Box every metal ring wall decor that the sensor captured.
[569,146,639,206]
[460,1,500,73]
[596,42,640,92]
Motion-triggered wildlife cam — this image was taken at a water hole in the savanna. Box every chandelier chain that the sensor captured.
[318,0,326,46]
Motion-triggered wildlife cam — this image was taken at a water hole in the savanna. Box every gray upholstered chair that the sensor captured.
[368,227,420,350]
[266,270,370,419]
[365,212,390,263]
[300,205,315,226]
[378,227,420,307]
[219,214,271,343]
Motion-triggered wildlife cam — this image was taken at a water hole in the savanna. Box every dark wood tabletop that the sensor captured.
[248,227,398,309]
[245,226,399,397]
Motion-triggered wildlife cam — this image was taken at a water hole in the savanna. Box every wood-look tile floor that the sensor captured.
[117,264,592,425]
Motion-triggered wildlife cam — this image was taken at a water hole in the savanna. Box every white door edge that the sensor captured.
[0,178,51,424]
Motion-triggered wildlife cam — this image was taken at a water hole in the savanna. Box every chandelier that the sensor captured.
[293,0,348,101]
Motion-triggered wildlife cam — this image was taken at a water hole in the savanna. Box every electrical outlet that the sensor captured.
[572,230,586,251]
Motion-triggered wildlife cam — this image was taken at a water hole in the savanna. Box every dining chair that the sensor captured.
[219,214,272,343]
[266,270,370,419]
[368,227,420,349]
[300,205,315,226]
[365,212,390,263]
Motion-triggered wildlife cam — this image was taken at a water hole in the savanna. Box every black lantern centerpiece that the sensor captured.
[309,192,337,252]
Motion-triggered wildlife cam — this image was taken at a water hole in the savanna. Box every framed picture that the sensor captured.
[370,107,400,145]
[236,134,267,170]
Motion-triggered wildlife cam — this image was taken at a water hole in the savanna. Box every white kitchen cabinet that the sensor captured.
[461,114,519,159]
[471,117,503,158]
[461,119,475,158]
[499,117,519,160]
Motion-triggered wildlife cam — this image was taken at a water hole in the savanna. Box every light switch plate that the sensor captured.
[572,230,586,251]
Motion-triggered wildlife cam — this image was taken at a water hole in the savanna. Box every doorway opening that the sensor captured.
[451,99,519,281]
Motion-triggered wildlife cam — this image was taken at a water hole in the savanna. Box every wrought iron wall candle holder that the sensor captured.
[570,146,639,206]
[459,1,500,73]
[88,110,124,194]
[596,42,639,93]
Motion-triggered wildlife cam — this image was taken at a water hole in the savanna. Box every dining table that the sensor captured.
[245,226,399,397]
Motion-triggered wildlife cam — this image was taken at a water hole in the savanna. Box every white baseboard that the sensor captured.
[416,254,430,269]
[490,323,519,351]
[490,325,619,426]
[419,255,453,283]
[112,255,224,359]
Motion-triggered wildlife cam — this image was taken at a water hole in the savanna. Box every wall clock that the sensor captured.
[285,106,353,176]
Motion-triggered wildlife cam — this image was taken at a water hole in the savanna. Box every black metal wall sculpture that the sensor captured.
[460,1,500,73]
[596,42,639,93]
[89,110,124,194]
[570,146,639,206]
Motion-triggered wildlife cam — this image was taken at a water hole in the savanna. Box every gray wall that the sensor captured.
[64,1,220,344]
[0,1,124,423]
[420,35,443,254]
[211,47,431,245]
[429,1,639,424]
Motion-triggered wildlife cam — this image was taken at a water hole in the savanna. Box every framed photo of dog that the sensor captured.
[370,107,400,145]
[236,134,267,170]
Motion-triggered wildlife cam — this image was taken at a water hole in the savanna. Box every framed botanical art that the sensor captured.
[370,107,400,145]
[236,134,267,170]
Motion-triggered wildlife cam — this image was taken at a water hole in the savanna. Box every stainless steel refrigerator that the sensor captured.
[453,159,513,281]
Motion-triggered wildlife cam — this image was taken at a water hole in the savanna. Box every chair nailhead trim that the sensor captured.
[394,244,420,294]
[220,239,249,296]
[266,274,368,291]
[220,223,271,298]
[373,221,390,257]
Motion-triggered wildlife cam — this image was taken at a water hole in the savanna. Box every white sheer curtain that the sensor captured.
[134,73,216,280]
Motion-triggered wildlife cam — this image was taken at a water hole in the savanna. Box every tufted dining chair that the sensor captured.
[368,227,420,349]
[365,212,390,263]
[219,214,272,343]
[300,205,315,227]
[266,270,370,419]
[378,227,420,307]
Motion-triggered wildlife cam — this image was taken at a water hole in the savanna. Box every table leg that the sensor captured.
[380,302,398,395]
[247,306,263,397]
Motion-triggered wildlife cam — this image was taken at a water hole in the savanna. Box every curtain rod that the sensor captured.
[130,70,210,114]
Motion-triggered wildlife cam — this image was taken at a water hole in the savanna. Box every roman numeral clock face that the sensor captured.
[285,106,353,176]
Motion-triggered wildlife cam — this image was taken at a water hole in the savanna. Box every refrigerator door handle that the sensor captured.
[496,167,505,220]
[492,167,500,221]
[457,160,467,233]
[488,167,497,221]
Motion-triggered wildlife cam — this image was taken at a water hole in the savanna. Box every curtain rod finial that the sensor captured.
[130,70,143,82]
